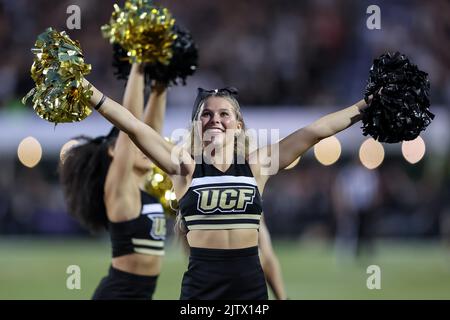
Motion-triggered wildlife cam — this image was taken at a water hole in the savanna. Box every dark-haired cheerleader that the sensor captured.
[60,64,168,299]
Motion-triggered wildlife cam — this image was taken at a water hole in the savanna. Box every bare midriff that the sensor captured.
[187,229,259,249]
[112,253,162,276]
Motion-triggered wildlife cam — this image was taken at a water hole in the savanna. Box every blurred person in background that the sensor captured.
[332,161,381,260]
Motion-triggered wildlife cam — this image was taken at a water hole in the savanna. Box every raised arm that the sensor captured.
[107,64,145,182]
[277,99,368,170]
[143,81,167,134]
[251,99,369,180]
[123,64,145,118]
[84,79,192,176]
[103,64,145,215]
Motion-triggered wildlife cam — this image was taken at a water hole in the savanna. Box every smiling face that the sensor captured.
[197,96,242,149]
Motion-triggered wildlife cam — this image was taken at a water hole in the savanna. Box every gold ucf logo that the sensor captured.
[148,214,166,240]
[194,186,256,213]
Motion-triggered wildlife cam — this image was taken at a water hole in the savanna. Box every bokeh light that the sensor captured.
[154,173,164,182]
[314,136,341,166]
[60,139,80,164]
[165,190,176,201]
[17,136,42,168]
[359,138,385,169]
[402,136,426,164]
[285,157,301,170]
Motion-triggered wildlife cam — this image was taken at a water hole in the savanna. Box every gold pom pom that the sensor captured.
[22,27,93,124]
[102,0,177,65]
[144,163,178,218]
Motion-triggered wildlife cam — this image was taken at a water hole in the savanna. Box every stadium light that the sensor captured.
[314,136,341,166]
[402,136,426,164]
[285,157,301,170]
[359,138,384,169]
[17,136,42,168]
[60,139,80,164]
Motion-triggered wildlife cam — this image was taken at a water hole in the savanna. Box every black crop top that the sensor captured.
[109,190,166,257]
[178,157,263,232]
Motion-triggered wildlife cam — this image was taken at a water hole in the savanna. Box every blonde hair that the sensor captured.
[187,94,249,162]
[174,93,250,235]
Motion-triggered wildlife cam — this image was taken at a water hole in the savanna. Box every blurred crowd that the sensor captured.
[0,0,449,109]
[1,0,450,255]
[1,155,450,250]
[264,155,450,251]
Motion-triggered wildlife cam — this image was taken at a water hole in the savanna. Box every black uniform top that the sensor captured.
[109,190,166,257]
[178,156,263,232]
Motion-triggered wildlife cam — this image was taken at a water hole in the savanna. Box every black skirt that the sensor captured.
[180,246,268,300]
[92,265,158,300]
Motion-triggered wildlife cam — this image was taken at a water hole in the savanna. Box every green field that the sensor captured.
[1,237,450,300]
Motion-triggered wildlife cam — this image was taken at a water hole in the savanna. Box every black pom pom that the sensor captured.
[362,52,434,143]
[111,24,198,86]
[112,43,132,81]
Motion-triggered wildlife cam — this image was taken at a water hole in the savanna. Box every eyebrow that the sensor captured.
[202,107,231,113]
